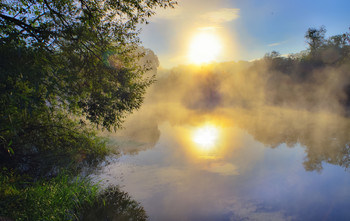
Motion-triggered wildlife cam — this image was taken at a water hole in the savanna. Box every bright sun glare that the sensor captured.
[192,125,220,150]
[188,32,222,64]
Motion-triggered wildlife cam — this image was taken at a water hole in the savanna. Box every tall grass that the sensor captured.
[0,170,148,221]
[0,113,147,220]
[0,171,98,220]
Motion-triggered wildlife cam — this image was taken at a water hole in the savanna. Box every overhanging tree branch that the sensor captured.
[42,0,69,27]
[0,13,57,42]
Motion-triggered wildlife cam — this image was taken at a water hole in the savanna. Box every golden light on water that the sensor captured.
[188,32,222,64]
[192,125,220,151]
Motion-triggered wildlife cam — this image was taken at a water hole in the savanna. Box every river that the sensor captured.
[92,105,350,221]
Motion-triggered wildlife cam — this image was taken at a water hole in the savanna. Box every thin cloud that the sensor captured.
[203,8,240,23]
[268,41,286,47]
[268,42,281,47]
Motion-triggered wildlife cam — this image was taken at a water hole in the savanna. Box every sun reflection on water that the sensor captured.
[191,124,220,153]
[192,124,220,151]
[171,121,231,160]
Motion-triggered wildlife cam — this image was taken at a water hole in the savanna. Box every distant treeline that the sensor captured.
[259,26,350,113]
[150,26,350,115]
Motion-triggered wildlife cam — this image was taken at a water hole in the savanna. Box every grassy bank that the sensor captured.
[0,120,147,220]
[0,169,147,221]
[0,171,98,220]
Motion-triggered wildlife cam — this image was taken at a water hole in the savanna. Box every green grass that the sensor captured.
[0,169,148,221]
[0,171,98,221]
[0,115,147,220]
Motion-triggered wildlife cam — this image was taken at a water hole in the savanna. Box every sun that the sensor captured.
[188,32,222,64]
[192,125,220,150]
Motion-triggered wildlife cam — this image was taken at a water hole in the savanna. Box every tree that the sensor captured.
[0,0,176,170]
[305,26,326,54]
[264,50,280,60]
[0,0,176,126]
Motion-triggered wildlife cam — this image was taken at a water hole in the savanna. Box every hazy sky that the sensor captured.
[139,0,350,68]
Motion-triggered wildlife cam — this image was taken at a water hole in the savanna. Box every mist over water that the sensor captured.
[96,43,350,220]
[106,55,350,171]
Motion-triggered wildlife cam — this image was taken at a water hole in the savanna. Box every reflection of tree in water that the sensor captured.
[104,110,161,155]
[82,186,147,221]
[113,103,350,172]
[110,57,350,171]
[229,107,350,172]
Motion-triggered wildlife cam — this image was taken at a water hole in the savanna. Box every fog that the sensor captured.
[102,44,350,173]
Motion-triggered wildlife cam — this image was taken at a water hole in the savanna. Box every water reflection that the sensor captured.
[105,105,350,172]
[192,124,220,150]
[96,105,350,220]
[93,64,350,220]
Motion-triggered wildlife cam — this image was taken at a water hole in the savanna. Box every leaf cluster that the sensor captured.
[0,0,173,169]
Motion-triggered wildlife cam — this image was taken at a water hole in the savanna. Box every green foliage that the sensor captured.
[0,170,148,221]
[0,106,109,177]
[0,0,174,171]
[0,0,177,48]
[81,186,148,221]
[0,171,99,221]
[0,1,174,218]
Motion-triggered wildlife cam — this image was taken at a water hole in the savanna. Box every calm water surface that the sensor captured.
[94,106,350,221]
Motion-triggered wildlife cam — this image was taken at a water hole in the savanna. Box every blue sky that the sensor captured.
[139,0,350,68]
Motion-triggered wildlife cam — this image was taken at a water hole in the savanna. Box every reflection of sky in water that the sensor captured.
[95,122,350,221]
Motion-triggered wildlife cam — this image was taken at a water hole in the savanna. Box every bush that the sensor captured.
[0,171,98,221]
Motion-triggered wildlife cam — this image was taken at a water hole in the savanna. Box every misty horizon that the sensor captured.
[2,1,350,220]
